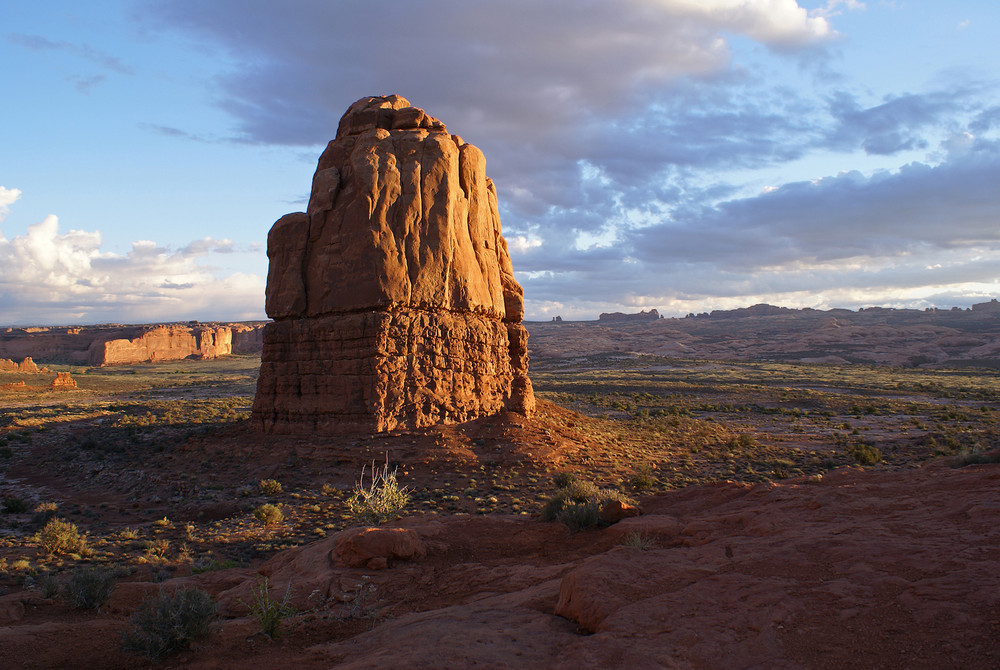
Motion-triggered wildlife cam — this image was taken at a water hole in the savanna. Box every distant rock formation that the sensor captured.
[0,357,49,373]
[95,324,231,366]
[51,372,77,389]
[599,309,660,322]
[708,304,792,319]
[252,95,534,434]
[528,297,1000,368]
[972,299,1000,313]
[231,323,266,354]
[0,323,254,366]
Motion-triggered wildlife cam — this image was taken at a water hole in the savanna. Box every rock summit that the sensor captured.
[252,95,534,434]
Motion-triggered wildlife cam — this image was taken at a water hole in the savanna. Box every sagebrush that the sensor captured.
[541,479,633,531]
[120,588,216,660]
[347,456,410,525]
[34,518,87,555]
[65,566,116,609]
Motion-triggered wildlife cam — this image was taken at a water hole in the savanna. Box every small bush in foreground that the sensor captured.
[65,566,116,609]
[541,480,633,531]
[347,456,410,526]
[34,518,86,555]
[241,576,295,638]
[848,443,882,465]
[619,531,656,550]
[120,588,216,660]
[259,479,282,496]
[253,503,284,526]
[552,472,577,488]
[629,464,657,490]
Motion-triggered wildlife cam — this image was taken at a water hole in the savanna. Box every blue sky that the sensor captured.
[2,0,999,325]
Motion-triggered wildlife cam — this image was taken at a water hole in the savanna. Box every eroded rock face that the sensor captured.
[92,325,231,366]
[0,324,242,366]
[253,95,534,434]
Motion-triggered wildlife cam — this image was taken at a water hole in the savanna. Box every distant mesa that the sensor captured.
[0,322,266,367]
[252,94,535,434]
[708,304,792,319]
[599,309,661,322]
[972,298,1000,313]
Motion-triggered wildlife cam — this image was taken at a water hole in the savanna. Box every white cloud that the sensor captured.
[0,186,22,225]
[812,0,866,19]
[665,0,835,46]
[0,196,265,325]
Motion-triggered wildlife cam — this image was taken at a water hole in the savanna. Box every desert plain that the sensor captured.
[0,307,998,669]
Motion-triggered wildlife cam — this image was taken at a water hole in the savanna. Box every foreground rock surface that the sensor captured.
[253,95,534,434]
[2,460,997,669]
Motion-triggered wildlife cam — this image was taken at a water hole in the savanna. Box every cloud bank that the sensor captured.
[0,190,265,326]
[131,0,1000,319]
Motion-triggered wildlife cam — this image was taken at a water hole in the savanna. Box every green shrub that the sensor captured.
[555,501,604,531]
[37,574,60,599]
[2,497,28,514]
[848,443,882,465]
[253,503,284,526]
[258,479,282,496]
[65,566,116,609]
[34,518,86,555]
[241,576,294,638]
[120,588,216,660]
[552,472,577,488]
[629,464,657,490]
[346,457,410,526]
[541,480,633,531]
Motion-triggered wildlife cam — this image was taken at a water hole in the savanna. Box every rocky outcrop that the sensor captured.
[253,95,534,434]
[0,357,49,373]
[50,372,77,389]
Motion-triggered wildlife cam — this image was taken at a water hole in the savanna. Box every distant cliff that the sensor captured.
[0,322,267,366]
[599,309,661,322]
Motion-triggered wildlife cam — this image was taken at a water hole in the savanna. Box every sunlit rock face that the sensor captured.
[252,95,534,434]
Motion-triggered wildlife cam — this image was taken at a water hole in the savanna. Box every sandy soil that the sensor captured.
[2,455,997,669]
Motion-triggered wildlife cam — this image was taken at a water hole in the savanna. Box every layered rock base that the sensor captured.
[254,310,530,433]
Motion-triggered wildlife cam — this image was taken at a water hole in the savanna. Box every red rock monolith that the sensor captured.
[252,95,534,434]
[51,372,77,389]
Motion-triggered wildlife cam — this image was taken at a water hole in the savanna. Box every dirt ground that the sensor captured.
[1,355,999,667]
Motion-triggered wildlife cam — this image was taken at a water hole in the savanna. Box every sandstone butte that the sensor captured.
[0,323,265,366]
[252,95,535,434]
[0,357,48,373]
